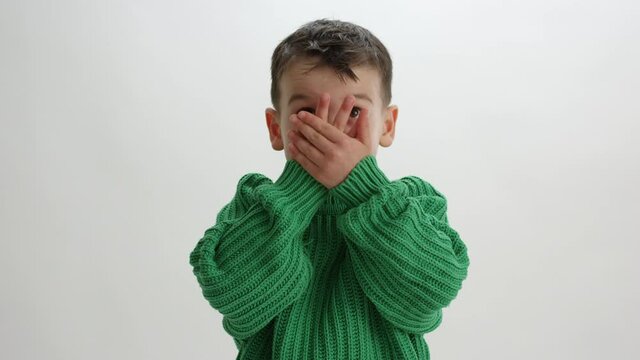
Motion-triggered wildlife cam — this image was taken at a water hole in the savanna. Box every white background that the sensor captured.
[1,0,639,359]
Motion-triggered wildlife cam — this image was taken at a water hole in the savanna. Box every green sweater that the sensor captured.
[189,155,470,359]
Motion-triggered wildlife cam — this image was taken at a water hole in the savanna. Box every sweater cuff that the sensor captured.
[328,154,391,209]
[272,159,327,213]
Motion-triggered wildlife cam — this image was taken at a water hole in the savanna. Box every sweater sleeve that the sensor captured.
[329,155,470,335]
[189,159,327,341]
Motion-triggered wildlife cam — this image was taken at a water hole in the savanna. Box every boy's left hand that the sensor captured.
[287,94,373,190]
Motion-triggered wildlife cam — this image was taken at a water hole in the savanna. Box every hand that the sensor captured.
[287,92,373,189]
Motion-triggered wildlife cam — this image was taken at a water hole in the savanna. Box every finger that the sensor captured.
[293,112,335,154]
[333,95,356,133]
[316,92,330,123]
[288,127,324,166]
[356,107,370,144]
[288,141,321,178]
[297,110,345,147]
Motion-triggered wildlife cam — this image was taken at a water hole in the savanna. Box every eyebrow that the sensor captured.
[287,93,374,106]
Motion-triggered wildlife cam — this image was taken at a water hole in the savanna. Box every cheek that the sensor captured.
[285,116,297,132]
[345,124,357,138]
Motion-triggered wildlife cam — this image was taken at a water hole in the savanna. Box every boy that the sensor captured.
[189,18,470,359]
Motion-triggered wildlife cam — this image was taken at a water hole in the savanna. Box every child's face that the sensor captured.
[265,56,398,160]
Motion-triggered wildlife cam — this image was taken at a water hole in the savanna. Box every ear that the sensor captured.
[379,105,398,147]
[265,107,284,151]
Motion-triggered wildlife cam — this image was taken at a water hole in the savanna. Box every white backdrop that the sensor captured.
[1,0,639,359]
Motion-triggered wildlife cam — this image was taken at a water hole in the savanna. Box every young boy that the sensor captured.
[189,18,470,360]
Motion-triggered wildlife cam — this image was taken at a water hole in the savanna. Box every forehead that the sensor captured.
[280,57,381,106]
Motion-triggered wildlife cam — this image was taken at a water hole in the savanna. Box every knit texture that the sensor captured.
[189,155,470,359]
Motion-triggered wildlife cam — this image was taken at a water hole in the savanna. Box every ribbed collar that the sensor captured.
[320,155,391,215]
[273,155,391,215]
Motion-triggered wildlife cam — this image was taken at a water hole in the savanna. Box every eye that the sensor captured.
[297,107,315,114]
[349,107,361,119]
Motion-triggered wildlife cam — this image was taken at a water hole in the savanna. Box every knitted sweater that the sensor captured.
[189,155,470,359]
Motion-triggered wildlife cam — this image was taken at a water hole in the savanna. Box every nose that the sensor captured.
[327,105,339,123]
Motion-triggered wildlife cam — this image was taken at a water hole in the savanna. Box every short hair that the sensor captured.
[270,18,393,112]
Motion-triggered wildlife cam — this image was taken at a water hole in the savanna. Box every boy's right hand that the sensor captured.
[312,92,360,138]
[287,92,373,189]
[288,92,360,158]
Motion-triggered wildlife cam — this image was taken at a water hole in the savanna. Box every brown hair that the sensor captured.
[270,18,393,112]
